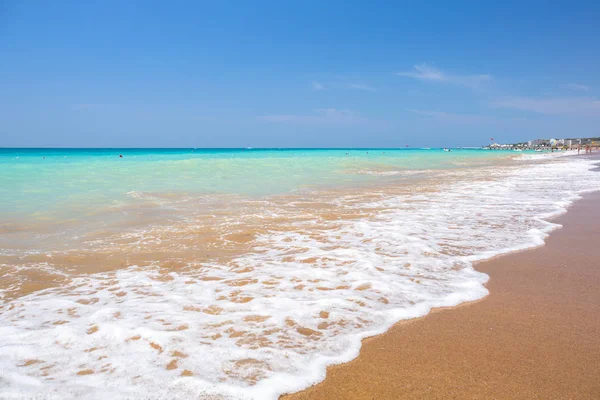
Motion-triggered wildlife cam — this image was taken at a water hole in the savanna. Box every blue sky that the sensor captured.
[1,0,599,147]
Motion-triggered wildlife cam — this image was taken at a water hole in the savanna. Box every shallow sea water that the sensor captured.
[1,148,598,399]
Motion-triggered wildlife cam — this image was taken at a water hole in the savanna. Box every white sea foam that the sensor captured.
[517,150,575,161]
[1,156,599,399]
[0,263,71,301]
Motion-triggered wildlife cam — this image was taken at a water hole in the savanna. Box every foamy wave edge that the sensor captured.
[277,166,599,400]
[1,155,599,400]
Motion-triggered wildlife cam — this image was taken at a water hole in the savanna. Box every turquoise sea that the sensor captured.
[0,148,515,219]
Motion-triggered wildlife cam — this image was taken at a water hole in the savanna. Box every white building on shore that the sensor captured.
[527,139,549,147]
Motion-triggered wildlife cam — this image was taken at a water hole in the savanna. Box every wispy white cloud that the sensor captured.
[406,109,498,124]
[348,83,376,92]
[490,96,600,116]
[311,81,325,91]
[397,65,445,81]
[257,108,364,124]
[396,63,492,89]
[560,83,590,91]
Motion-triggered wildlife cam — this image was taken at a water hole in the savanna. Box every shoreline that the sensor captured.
[284,168,600,399]
[2,153,599,399]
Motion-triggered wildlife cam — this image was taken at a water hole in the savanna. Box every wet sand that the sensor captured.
[284,190,600,399]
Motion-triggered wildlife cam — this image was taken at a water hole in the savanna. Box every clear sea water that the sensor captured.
[1,148,513,218]
[1,148,599,399]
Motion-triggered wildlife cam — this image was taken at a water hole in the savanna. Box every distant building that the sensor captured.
[528,139,549,147]
[562,137,600,147]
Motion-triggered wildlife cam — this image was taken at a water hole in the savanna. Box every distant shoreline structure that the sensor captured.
[483,136,600,151]
[2,140,598,151]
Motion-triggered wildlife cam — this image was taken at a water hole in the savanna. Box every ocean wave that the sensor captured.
[1,156,599,399]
